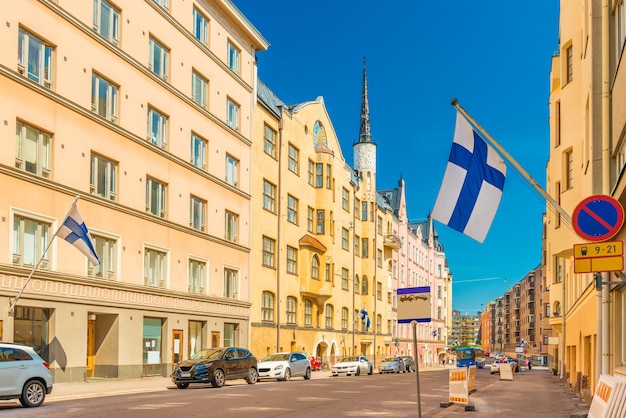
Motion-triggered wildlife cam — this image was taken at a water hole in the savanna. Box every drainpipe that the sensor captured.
[276,110,284,352]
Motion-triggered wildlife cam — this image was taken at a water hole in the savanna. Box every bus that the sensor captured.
[452,346,485,368]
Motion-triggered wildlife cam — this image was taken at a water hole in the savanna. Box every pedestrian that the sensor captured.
[527,359,532,370]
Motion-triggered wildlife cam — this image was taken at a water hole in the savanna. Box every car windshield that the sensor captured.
[340,356,359,362]
[189,349,224,360]
[261,353,290,362]
[382,357,398,362]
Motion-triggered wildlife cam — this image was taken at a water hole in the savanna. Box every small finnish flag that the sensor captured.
[57,202,100,266]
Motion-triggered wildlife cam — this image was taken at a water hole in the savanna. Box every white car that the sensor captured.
[0,342,53,407]
[257,352,311,381]
[331,355,373,376]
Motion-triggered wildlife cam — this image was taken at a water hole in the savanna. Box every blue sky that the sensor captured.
[235,1,560,314]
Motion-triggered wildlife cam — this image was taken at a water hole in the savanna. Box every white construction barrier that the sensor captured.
[449,367,469,404]
[588,374,626,418]
[499,362,513,380]
[467,365,477,392]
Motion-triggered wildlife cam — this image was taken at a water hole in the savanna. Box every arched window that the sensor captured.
[354,275,360,294]
[262,291,274,322]
[311,255,320,280]
[362,275,369,295]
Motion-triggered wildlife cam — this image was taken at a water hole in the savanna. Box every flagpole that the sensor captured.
[450,99,571,224]
[8,195,81,316]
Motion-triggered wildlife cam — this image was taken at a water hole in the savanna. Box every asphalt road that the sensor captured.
[0,366,590,417]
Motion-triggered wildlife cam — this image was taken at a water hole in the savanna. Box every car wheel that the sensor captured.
[19,380,46,408]
[368,366,373,375]
[332,374,338,377]
[355,367,361,376]
[283,368,291,381]
[176,383,189,389]
[211,369,226,388]
[304,367,311,380]
[246,367,258,384]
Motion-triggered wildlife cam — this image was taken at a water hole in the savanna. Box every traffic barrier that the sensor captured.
[448,367,469,404]
[499,362,513,380]
[588,374,626,418]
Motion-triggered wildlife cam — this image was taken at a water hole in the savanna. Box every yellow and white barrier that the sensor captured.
[449,367,469,404]
[588,374,626,418]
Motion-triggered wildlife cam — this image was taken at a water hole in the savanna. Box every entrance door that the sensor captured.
[87,319,95,378]
[172,330,183,364]
[211,331,220,347]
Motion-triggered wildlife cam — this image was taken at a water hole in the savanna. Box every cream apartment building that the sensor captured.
[0,0,267,382]
[249,62,400,366]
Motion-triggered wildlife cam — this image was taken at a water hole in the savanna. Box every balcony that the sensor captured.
[383,233,402,249]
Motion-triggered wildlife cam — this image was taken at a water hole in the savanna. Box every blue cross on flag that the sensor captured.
[432,111,506,243]
[358,307,371,329]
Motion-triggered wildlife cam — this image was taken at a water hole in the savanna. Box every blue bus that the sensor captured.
[453,346,485,368]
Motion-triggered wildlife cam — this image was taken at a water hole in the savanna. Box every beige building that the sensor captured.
[546,0,626,397]
[250,62,397,366]
[0,0,267,382]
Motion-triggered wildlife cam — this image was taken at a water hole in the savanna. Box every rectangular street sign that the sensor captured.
[397,286,431,324]
[574,241,624,273]
[574,241,623,259]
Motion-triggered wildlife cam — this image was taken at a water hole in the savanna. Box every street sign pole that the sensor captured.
[413,320,421,418]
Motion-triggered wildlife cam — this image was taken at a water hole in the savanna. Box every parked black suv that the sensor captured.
[171,347,258,388]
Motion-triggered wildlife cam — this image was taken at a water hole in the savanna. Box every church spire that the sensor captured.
[359,57,373,143]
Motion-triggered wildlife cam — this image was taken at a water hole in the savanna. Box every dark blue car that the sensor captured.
[171,347,258,388]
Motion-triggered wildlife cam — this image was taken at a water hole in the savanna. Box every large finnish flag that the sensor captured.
[432,111,506,243]
[57,203,100,265]
[358,307,371,329]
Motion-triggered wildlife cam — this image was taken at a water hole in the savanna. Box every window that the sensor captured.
[149,36,169,80]
[341,228,349,250]
[15,121,51,178]
[17,28,54,88]
[325,262,331,282]
[341,268,349,290]
[192,70,208,108]
[225,154,239,187]
[308,160,314,185]
[144,247,167,288]
[188,258,206,294]
[89,234,117,279]
[288,144,299,174]
[263,124,276,158]
[316,210,325,234]
[361,201,368,221]
[224,267,238,298]
[354,235,360,255]
[191,133,207,170]
[307,207,314,232]
[565,150,573,189]
[91,73,118,123]
[354,276,360,294]
[263,180,276,213]
[287,195,298,224]
[286,297,297,324]
[304,300,312,327]
[13,307,50,362]
[262,291,274,322]
[362,276,368,295]
[188,320,203,357]
[227,41,241,74]
[225,211,238,243]
[565,44,573,83]
[193,7,208,44]
[362,238,369,258]
[286,246,297,274]
[311,255,320,280]
[342,188,350,211]
[326,164,332,189]
[376,314,382,333]
[262,236,276,268]
[377,216,383,234]
[226,98,240,130]
[153,0,169,10]
[377,282,382,301]
[315,163,323,188]
[325,304,333,329]
[146,177,167,218]
[93,0,120,45]
[148,107,168,149]
[377,249,382,267]
[341,308,348,330]
[12,214,50,269]
[190,195,206,232]
[90,153,117,200]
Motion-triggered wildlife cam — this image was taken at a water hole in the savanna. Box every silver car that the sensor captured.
[379,356,406,374]
[257,352,311,381]
[0,343,53,407]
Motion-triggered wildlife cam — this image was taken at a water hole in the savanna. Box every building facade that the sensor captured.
[1,0,267,382]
